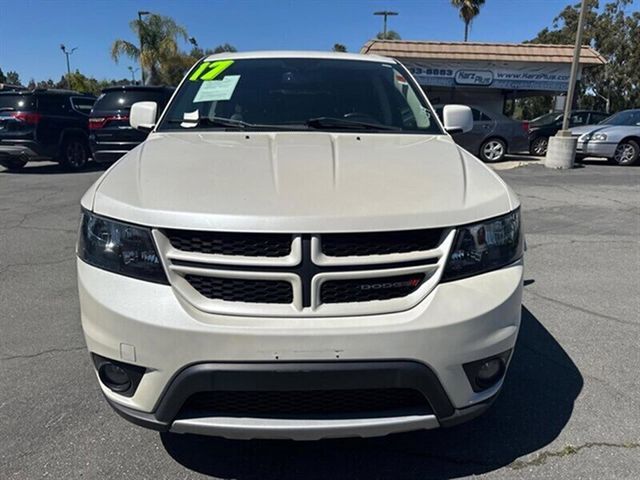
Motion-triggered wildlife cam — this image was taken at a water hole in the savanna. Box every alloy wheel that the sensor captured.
[66,141,86,169]
[532,137,548,156]
[482,140,505,162]
[613,142,637,165]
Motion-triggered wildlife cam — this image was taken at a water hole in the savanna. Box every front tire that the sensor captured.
[0,158,28,171]
[612,140,639,166]
[59,137,89,171]
[479,138,507,163]
[530,136,549,156]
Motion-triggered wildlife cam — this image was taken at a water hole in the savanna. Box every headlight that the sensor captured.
[442,210,523,281]
[77,210,168,284]
[591,133,608,142]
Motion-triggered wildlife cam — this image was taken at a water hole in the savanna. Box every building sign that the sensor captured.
[454,70,494,86]
[404,60,577,91]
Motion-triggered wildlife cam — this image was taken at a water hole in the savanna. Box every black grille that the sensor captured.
[180,388,431,418]
[165,230,292,257]
[321,229,444,257]
[185,275,293,304]
[321,274,425,304]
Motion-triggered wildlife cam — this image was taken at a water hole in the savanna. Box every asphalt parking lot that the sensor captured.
[1,158,638,479]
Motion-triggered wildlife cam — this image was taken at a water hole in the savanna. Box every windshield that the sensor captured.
[599,110,640,126]
[158,58,442,134]
[530,112,562,126]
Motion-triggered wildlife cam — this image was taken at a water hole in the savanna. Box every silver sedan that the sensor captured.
[570,109,640,166]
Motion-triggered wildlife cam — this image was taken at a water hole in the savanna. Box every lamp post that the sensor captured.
[137,10,150,85]
[374,11,398,38]
[545,0,588,169]
[60,44,78,89]
[128,66,140,85]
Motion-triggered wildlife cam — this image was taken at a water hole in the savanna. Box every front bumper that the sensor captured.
[576,140,617,158]
[78,259,523,439]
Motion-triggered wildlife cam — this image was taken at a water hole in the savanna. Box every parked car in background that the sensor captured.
[434,104,528,162]
[89,86,174,163]
[571,109,640,166]
[0,83,28,92]
[0,89,95,171]
[528,110,608,155]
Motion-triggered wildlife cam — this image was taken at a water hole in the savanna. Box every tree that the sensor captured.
[111,13,188,85]
[213,43,237,54]
[376,30,401,40]
[5,70,21,85]
[451,0,486,42]
[529,0,639,113]
[332,43,347,52]
[157,53,196,86]
[0,68,6,83]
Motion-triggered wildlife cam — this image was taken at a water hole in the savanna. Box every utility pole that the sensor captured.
[545,0,588,169]
[561,0,588,132]
[137,11,150,85]
[374,11,398,38]
[60,44,78,89]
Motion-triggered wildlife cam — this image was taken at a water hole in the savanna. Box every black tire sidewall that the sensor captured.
[60,137,88,170]
[480,138,507,163]
[0,158,28,171]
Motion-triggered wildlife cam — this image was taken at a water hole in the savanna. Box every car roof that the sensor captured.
[100,85,175,94]
[0,89,94,97]
[203,50,394,64]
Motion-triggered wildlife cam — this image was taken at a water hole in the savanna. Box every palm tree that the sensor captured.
[451,0,485,42]
[111,14,188,85]
[376,30,401,40]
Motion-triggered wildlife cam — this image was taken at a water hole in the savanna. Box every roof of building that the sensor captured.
[360,40,607,65]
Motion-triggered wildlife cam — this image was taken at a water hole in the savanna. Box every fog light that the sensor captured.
[463,350,512,392]
[475,359,505,388]
[91,354,146,397]
[100,364,131,392]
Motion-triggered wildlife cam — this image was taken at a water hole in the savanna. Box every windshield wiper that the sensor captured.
[305,117,400,131]
[166,116,304,131]
[166,116,254,129]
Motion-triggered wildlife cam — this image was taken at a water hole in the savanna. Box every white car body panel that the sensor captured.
[86,131,517,232]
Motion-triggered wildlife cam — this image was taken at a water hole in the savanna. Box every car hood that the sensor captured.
[571,124,640,137]
[570,124,612,136]
[85,131,518,232]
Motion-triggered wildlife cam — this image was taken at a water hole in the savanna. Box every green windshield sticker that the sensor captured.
[189,60,234,81]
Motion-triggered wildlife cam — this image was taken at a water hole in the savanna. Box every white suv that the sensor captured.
[77,52,524,440]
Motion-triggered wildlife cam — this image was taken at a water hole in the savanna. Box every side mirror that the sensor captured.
[130,101,158,132]
[443,104,473,134]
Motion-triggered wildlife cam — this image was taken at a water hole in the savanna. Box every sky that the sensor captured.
[1,0,635,84]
